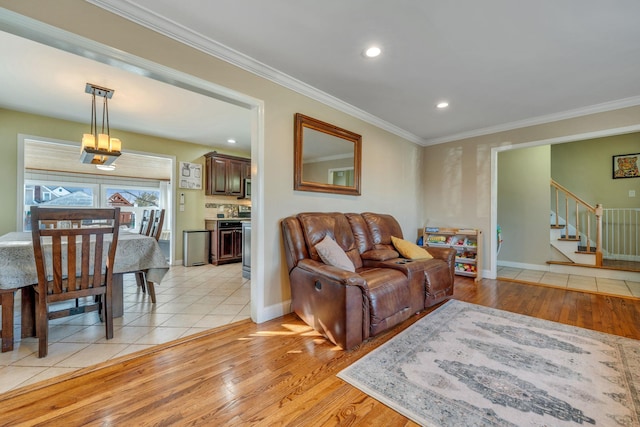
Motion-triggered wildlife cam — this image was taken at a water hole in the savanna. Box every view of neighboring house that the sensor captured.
[24,186,159,231]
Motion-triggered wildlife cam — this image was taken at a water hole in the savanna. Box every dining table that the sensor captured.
[0,230,170,339]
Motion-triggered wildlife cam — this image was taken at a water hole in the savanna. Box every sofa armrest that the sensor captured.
[296,259,368,289]
[289,259,370,349]
[425,246,456,275]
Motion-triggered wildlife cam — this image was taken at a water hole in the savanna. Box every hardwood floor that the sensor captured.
[1,277,639,426]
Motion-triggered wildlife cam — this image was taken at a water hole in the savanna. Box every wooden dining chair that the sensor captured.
[138,209,155,236]
[30,206,120,358]
[148,209,165,242]
[135,209,165,303]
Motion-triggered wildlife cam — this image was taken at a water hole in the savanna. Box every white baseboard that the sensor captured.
[254,299,291,324]
[481,268,495,279]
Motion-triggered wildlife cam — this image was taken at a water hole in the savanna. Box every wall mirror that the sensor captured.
[294,113,361,195]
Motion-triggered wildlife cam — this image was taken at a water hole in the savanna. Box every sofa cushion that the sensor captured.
[297,212,363,269]
[360,249,399,261]
[391,236,433,260]
[360,268,412,335]
[361,212,404,250]
[315,235,356,272]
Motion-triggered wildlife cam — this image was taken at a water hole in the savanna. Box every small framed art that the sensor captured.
[612,153,640,179]
[178,161,203,189]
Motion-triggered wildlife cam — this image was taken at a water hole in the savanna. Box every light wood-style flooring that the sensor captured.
[1,277,639,426]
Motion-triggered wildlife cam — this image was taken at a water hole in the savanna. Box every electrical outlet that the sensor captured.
[630,190,636,198]
[179,204,185,211]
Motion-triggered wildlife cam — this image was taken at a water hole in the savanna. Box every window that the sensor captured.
[23,181,166,233]
[103,186,162,232]
[23,181,97,231]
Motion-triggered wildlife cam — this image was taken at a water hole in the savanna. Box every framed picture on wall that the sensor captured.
[612,153,640,179]
[178,161,203,189]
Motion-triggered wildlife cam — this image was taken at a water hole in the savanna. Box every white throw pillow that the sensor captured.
[315,235,356,272]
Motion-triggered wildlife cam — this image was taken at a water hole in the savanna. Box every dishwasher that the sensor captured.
[183,230,210,266]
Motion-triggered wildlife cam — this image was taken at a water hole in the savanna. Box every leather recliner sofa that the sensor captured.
[281,212,456,350]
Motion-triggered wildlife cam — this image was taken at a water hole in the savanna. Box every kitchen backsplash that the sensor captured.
[204,195,251,219]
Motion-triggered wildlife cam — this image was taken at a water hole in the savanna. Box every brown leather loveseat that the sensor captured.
[281,212,456,349]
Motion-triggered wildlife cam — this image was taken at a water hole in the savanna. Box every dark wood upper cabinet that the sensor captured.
[205,152,250,196]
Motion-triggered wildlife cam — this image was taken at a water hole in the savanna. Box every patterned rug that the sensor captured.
[338,300,640,426]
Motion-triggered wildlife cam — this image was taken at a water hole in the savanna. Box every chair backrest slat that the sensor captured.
[148,209,165,241]
[51,235,63,294]
[93,234,104,288]
[67,235,77,291]
[139,209,155,236]
[80,234,91,289]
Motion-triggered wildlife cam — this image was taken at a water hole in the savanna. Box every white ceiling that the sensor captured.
[2,0,640,154]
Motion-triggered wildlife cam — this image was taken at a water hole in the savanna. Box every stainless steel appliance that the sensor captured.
[242,221,251,279]
[238,178,251,199]
[183,230,210,266]
[238,205,251,218]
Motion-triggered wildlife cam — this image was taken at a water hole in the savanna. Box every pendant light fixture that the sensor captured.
[80,83,122,166]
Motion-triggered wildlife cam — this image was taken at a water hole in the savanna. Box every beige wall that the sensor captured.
[0,2,424,321]
[304,157,354,184]
[552,132,640,209]
[422,107,640,273]
[497,145,550,266]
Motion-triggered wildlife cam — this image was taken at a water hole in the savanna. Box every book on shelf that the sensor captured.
[457,228,477,234]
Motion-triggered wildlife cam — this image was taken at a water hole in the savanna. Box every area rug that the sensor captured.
[337,300,640,427]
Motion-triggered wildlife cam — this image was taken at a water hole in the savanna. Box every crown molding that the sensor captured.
[85,0,426,145]
[423,95,640,146]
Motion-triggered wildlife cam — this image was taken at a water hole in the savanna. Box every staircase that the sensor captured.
[549,227,598,265]
[549,180,602,267]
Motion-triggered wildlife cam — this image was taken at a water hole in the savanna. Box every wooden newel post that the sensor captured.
[595,203,603,266]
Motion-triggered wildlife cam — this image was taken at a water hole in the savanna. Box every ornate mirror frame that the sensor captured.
[293,113,362,195]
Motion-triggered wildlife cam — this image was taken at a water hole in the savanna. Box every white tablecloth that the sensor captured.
[0,231,169,290]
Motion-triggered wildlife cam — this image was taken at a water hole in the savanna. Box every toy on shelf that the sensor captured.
[423,226,482,282]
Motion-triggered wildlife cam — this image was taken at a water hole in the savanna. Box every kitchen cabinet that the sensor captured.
[204,152,250,196]
[205,219,243,265]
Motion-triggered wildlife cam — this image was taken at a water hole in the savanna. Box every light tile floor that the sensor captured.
[497,266,640,298]
[0,263,250,394]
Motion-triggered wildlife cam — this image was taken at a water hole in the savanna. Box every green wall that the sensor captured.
[551,132,640,209]
[498,145,551,266]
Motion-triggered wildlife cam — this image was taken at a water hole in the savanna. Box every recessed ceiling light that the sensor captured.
[227,139,236,144]
[363,46,381,58]
[436,101,450,109]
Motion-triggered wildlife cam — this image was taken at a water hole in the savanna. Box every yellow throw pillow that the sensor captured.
[391,236,433,260]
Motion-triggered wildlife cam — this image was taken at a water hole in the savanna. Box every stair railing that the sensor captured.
[550,179,603,266]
